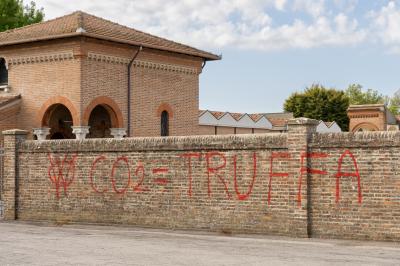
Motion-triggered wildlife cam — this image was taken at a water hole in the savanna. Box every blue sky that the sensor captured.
[34,0,400,113]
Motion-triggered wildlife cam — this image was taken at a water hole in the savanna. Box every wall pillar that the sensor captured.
[287,118,319,238]
[1,129,28,220]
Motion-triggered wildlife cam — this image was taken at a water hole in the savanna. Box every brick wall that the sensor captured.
[2,118,400,241]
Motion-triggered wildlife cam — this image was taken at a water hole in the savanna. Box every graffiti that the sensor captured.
[47,153,78,199]
[268,152,290,205]
[47,150,363,205]
[89,155,108,194]
[297,153,328,207]
[110,157,131,194]
[132,164,148,192]
[181,153,201,197]
[206,152,231,199]
[90,155,150,194]
[336,150,362,204]
[233,152,257,201]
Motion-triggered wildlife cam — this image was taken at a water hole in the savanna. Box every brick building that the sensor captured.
[347,104,400,132]
[0,11,220,139]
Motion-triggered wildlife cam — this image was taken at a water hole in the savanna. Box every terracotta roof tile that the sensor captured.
[267,118,288,127]
[249,114,263,122]
[209,111,225,119]
[229,112,244,121]
[0,11,220,60]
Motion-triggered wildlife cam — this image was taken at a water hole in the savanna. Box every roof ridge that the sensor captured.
[77,10,84,29]
[0,11,219,60]
[79,11,217,56]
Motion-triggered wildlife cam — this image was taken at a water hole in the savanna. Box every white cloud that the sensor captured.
[33,0,373,52]
[369,1,400,53]
[292,0,326,17]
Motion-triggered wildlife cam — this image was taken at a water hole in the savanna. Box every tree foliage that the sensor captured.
[284,84,350,131]
[344,84,386,105]
[388,90,400,115]
[0,0,44,32]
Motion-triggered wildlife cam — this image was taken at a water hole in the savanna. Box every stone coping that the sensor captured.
[19,133,288,153]
[310,131,400,148]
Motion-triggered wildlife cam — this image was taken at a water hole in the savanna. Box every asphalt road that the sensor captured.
[1,222,400,265]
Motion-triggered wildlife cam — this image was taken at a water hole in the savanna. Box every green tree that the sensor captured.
[0,0,44,32]
[345,84,386,105]
[284,84,350,131]
[388,90,400,115]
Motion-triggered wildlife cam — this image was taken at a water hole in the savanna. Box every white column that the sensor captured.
[32,127,50,141]
[110,128,127,139]
[72,126,90,140]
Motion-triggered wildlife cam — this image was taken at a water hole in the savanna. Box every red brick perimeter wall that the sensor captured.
[2,121,400,241]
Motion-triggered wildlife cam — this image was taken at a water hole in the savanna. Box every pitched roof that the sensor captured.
[0,11,220,61]
[209,111,226,119]
[229,112,244,121]
[0,94,21,122]
[267,118,288,127]
[0,94,21,108]
[323,121,334,128]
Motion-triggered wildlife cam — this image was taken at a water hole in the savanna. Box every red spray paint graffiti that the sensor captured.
[297,153,328,207]
[336,150,362,204]
[110,156,131,194]
[206,152,231,199]
[232,152,257,200]
[268,152,290,205]
[89,155,108,194]
[132,163,148,192]
[181,153,201,197]
[48,153,78,199]
[47,150,363,205]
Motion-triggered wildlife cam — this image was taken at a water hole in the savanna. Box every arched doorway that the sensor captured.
[88,105,117,138]
[353,122,379,132]
[42,104,74,139]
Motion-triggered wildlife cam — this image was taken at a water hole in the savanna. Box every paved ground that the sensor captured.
[1,222,400,265]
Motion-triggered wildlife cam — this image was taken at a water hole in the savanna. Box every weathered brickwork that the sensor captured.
[0,36,202,138]
[2,118,400,241]
[309,132,400,240]
[0,39,82,136]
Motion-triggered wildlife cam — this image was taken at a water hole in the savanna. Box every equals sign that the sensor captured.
[153,168,170,185]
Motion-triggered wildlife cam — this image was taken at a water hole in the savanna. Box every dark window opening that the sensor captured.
[43,104,74,139]
[0,58,8,85]
[88,105,112,138]
[161,110,169,136]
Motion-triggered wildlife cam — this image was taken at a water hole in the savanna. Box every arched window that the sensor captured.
[161,110,169,136]
[0,58,8,85]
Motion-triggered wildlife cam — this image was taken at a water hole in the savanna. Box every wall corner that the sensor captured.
[1,129,28,220]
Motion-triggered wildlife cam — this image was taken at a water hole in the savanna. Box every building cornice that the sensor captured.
[87,52,199,75]
[8,51,74,66]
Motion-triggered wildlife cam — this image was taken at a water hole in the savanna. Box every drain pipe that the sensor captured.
[201,60,207,70]
[127,46,143,137]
